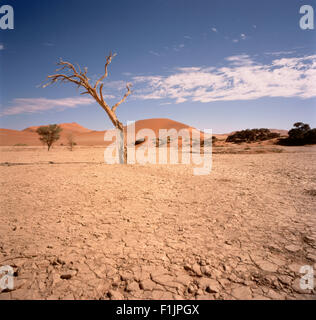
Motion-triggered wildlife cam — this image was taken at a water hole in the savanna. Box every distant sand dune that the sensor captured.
[0,118,287,146]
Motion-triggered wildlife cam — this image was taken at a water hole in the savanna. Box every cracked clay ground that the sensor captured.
[0,146,315,300]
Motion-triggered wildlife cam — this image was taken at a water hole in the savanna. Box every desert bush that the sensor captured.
[226,128,280,144]
[278,122,316,146]
[14,143,28,146]
[36,124,62,151]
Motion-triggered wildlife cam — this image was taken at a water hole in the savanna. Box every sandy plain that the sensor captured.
[0,144,315,300]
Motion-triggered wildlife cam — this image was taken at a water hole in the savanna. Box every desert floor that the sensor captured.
[0,145,315,300]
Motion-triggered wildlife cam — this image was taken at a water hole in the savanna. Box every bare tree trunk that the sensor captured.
[116,124,127,164]
[116,127,124,164]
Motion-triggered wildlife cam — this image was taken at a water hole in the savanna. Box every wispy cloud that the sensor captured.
[0,97,94,117]
[173,44,185,52]
[0,43,4,50]
[211,27,218,33]
[133,54,316,103]
[265,50,295,56]
[225,54,253,66]
[43,42,54,47]
[232,33,247,43]
[149,50,160,56]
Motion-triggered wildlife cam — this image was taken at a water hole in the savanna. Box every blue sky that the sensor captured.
[0,0,315,133]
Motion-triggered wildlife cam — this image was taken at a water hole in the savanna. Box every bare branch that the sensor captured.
[43,74,82,88]
[94,52,117,89]
[44,56,131,126]
[111,83,132,113]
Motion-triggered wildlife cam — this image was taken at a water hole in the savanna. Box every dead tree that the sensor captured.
[43,53,131,163]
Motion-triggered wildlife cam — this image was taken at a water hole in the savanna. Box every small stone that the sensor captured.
[108,290,124,300]
[57,258,66,265]
[126,281,140,292]
[278,275,292,286]
[231,286,252,300]
[198,278,221,293]
[120,272,134,281]
[200,265,212,277]
[60,274,72,280]
[307,253,316,262]
[257,260,278,273]
[285,245,301,253]
[196,289,203,296]
[190,263,202,276]
[266,289,285,299]
[175,274,192,286]
[140,279,156,291]
[288,263,302,274]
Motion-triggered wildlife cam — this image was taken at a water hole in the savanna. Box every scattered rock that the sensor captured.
[307,253,316,262]
[140,279,156,291]
[60,274,72,280]
[108,290,124,300]
[200,265,212,277]
[277,275,292,286]
[285,245,301,253]
[288,263,302,274]
[175,274,192,287]
[231,286,252,300]
[256,260,278,273]
[198,278,221,293]
[126,281,140,292]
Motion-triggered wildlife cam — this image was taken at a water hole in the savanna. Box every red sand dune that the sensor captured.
[0,118,194,146]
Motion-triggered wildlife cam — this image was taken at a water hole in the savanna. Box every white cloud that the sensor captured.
[149,50,160,56]
[0,43,4,50]
[211,27,218,33]
[133,54,316,104]
[0,97,94,116]
[240,33,246,40]
[265,50,295,56]
[225,54,253,66]
[173,44,185,52]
